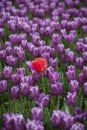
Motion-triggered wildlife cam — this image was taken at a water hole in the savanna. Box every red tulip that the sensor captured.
[32,58,47,72]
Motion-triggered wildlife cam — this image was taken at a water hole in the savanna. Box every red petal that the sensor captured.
[32,61,42,72]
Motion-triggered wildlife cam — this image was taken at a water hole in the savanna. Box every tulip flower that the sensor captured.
[32,58,47,73]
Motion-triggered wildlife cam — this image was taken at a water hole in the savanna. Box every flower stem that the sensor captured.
[42,72,45,93]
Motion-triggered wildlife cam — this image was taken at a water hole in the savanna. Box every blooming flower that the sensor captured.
[35,93,50,108]
[66,92,77,107]
[26,120,44,130]
[32,58,47,73]
[51,110,73,129]
[0,80,7,93]
[31,107,43,121]
[70,123,84,130]
[2,113,26,130]
[10,86,20,100]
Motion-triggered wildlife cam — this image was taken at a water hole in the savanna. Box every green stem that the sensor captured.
[24,97,27,118]
[57,97,60,109]
[42,72,45,93]
[28,97,31,118]
[50,96,55,112]
[1,94,5,115]
[20,95,24,114]
[14,100,17,113]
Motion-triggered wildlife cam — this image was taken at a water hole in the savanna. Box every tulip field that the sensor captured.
[0,0,87,129]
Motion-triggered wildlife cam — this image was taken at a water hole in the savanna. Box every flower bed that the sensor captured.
[0,0,87,129]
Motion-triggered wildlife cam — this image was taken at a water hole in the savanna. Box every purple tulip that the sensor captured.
[64,33,76,44]
[66,69,76,82]
[11,74,20,85]
[84,82,87,96]
[70,123,84,130]
[76,41,83,52]
[78,38,84,42]
[51,82,63,97]
[66,21,79,30]
[81,7,87,17]
[65,49,75,63]
[2,113,26,130]
[20,76,33,86]
[82,25,87,34]
[3,66,12,80]
[7,21,17,33]
[49,71,60,83]
[10,86,20,100]
[20,83,30,96]
[31,107,43,121]
[49,58,58,69]
[32,71,41,83]
[78,72,85,85]
[50,47,56,58]
[33,47,40,57]
[40,27,45,36]
[31,34,40,45]
[21,40,28,49]
[83,66,87,80]
[0,18,4,27]
[6,47,13,55]
[9,34,26,45]
[17,49,26,62]
[0,80,7,93]
[6,55,18,67]
[26,61,32,72]
[62,113,73,130]
[26,120,44,130]
[75,57,84,69]
[57,43,65,54]
[64,0,74,7]
[27,76,34,86]
[66,92,77,107]
[62,13,70,20]
[61,20,67,29]
[35,93,50,108]
[84,37,87,43]
[52,34,61,45]
[69,80,79,93]
[41,52,50,61]
[74,0,80,7]
[0,28,4,39]
[67,65,75,71]
[82,52,87,63]
[13,47,26,62]
[51,110,63,128]
[84,112,87,120]
[51,110,73,129]
[83,44,87,52]
[22,23,31,34]
[74,108,83,116]
[16,67,25,76]
[5,41,11,48]
[0,50,6,61]
[29,85,40,100]
[9,34,17,45]
[74,107,84,122]
[59,2,65,8]
[45,26,54,36]
[66,65,76,81]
